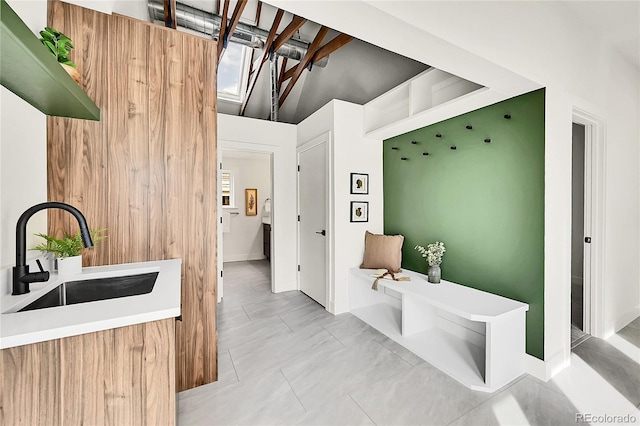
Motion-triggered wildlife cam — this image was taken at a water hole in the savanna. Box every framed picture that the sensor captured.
[350,173,369,195]
[350,201,369,222]
[245,188,258,216]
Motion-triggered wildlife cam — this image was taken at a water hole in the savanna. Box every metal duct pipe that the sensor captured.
[269,55,279,121]
[147,0,328,67]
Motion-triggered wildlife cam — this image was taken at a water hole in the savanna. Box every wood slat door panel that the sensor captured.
[46,0,218,396]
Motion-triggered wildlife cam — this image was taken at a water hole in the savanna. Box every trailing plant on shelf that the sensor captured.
[38,26,81,83]
[31,229,107,259]
[39,26,76,68]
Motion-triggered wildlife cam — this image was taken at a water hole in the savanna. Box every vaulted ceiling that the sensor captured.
[152,0,430,124]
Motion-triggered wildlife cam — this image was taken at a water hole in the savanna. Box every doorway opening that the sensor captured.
[570,108,606,348]
[218,149,273,302]
[571,123,590,348]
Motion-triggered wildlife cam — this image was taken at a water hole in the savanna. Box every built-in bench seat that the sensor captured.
[349,267,529,392]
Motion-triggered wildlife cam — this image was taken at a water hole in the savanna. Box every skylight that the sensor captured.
[217,41,252,103]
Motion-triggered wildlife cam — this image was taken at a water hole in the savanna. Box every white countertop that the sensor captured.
[0,259,181,349]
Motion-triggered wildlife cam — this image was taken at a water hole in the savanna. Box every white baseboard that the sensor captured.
[223,253,266,263]
[614,304,640,333]
[525,350,570,381]
[333,299,349,315]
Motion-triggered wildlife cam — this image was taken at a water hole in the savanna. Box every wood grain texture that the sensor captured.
[46,1,110,266]
[0,320,175,425]
[47,1,218,395]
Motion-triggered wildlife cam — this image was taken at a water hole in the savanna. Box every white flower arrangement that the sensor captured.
[415,241,446,266]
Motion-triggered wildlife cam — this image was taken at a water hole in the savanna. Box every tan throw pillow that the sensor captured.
[359,231,404,273]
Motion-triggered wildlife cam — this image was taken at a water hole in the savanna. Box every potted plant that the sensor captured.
[31,229,106,275]
[38,26,81,84]
[415,241,446,283]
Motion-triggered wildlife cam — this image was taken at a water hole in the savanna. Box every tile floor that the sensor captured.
[179,260,640,426]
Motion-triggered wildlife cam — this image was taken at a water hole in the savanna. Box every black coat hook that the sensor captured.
[391,147,399,150]
[466,125,473,130]
[450,146,457,150]
[504,114,511,119]
[435,133,442,138]
[423,152,429,156]
[484,138,491,143]
[411,140,418,144]
[401,157,408,161]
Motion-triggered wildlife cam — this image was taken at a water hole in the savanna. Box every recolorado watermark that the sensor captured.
[576,413,638,424]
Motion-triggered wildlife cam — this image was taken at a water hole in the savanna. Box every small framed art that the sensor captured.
[245,188,258,216]
[350,201,369,222]
[350,173,369,195]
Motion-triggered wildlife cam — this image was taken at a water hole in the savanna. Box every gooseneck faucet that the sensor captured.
[13,202,94,295]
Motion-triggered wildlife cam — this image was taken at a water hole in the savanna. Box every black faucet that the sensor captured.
[12,202,94,295]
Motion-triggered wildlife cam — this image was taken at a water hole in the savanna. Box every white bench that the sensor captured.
[349,268,529,392]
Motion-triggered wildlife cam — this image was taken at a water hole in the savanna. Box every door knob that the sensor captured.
[315,230,326,236]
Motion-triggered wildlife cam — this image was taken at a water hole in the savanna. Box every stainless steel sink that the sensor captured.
[19,272,159,312]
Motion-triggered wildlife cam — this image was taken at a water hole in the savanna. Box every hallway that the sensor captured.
[178,260,640,425]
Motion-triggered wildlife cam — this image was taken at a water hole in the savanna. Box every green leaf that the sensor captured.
[39,29,55,40]
[41,40,56,56]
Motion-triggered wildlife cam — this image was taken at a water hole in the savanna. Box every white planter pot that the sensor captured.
[57,255,82,276]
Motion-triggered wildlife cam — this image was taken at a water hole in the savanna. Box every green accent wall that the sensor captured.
[383,89,545,359]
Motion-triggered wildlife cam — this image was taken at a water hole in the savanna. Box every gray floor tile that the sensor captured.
[230,325,344,381]
[323,314,388,347]
[571,345,640,406]
[218,314,293,353]
[282,340,413,411]
[350,363,492,426]
[294,395,375,425]
[178,370,305,426]
[618,324,640,347]
[449,376,579,426]
[180,261,640,426]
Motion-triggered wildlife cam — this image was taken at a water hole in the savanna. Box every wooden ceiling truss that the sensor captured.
[161,0,355,118]
[217,0,248,60]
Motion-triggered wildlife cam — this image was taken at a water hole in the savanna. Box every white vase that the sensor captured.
[57,255,82,276]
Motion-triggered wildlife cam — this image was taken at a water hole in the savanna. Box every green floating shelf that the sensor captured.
[0,0,100,121]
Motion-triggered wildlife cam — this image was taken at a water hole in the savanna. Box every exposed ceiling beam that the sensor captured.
[312,33,353,63]
[163,0,177,29]
[240,9,285,115]
[226,0,248,46]
[254,1,262,25]
[216,0,230,59]
[271,16,306,53]
[280,65,295,83]
[279,26,329,107]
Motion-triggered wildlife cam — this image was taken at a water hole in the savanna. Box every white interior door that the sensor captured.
[298,142,327,306]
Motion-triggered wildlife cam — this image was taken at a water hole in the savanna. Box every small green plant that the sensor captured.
[415,241,446,266]
[39,26,76,68]
[31,229,107,258]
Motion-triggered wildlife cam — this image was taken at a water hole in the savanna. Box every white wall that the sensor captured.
[0,1,48,296]
[222,153,271,262]
[267,0,640,379]
[218,114,298,293]
[297,100,383,314]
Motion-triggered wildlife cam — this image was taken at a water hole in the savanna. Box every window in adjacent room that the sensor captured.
[222,170,234,207]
